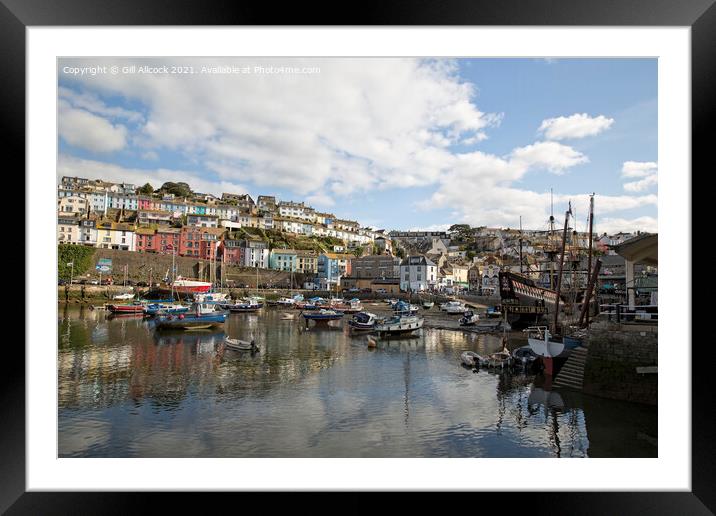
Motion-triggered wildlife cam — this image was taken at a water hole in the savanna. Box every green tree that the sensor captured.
[58,244,96,281]
[136,183,154,195]
[352,246,363,258]
[158,181,192,198]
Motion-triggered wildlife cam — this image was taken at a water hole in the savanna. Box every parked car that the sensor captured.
[100,279,112,285]
[58,279,67,286]
[348,287,360,293]
[136,281,148,287]
[87,279,99,285]
[376,288,387,294]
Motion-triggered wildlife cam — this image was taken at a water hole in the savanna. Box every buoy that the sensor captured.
[178,314,185,319]
[367,336,377,348]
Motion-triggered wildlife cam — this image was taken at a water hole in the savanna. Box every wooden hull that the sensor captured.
[107,304,144,314]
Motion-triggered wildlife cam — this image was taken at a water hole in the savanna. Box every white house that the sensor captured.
[399,255,437,292]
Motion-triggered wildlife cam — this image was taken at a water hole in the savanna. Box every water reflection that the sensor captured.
[58,307,656,458]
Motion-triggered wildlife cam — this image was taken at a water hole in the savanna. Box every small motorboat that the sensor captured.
[484,350,513,369]
[460,350,486,367]
[106,303,145,314]
[422,301,434,309]
[459,310,480,326]
[224,337,259,352]
[143,303,189,316]
[485,306,503,318]
[441,301,466,314]
[223,297,263,312]
[512,345,539,368]
[347,311,380,331]
[112,292,135,300]
[302,309,345,322]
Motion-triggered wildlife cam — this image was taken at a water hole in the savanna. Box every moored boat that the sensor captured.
[106,303,145,314]
[154,303,226,330]
[374,314,424,336]
[302,309,344,322]
[461,350,486,367]
[459,310,480,326]
[347,311,380,331]
[422,301,434,309]
[442,300,466,314]
[224,336,260,352]
[112,292,135,300]
[143,303,189,316]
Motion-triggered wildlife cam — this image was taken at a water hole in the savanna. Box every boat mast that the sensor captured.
[549,188,555,290]
[552,202,571,334]
[519,216,523,274]
[585,193,595,325]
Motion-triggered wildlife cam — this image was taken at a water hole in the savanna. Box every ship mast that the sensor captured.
[519,216,523,274]
[553,202,572,334]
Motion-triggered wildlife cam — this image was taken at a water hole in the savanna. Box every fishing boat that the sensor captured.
[459,310,480,326]
[106,303,145,314]
[461,350,486,367]
[224,337,259,352]
[223,297,263,312]
[274,297,297,307]
[112,292,135,300]
[302,309,344,322]
[143,303,189,316]
[347,311,380,331]
[374,314,424,336]
[422,301,434,309]
[154,302,226,330]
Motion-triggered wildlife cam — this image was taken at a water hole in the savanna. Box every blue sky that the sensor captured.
[58,57,657,234]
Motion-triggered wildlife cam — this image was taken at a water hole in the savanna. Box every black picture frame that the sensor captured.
[5,0,708,512]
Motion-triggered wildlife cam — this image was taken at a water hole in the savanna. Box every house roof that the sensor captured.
[614,233,658,266]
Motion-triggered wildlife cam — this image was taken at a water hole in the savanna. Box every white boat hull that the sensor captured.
[528,337,565,358]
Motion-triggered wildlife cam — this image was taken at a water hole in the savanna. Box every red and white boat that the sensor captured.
[106,303,145,314]
[160,277,213,294]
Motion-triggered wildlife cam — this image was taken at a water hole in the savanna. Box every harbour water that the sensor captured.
[58,306,657,458]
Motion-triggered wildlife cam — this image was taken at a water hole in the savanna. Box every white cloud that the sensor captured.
[60,57,501,194]
[59,86,144,123]
[538,113,614,140]
[624,174,658,192]
[596,216,657,234]
[305,192,335,208]
[621,161,657,192]
[58,100,127,153]
[621,161,657,178]
[509,141,589,174]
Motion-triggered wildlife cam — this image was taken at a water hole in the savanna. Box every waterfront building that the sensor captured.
[295,249,318,274]
[350,254,401,279]
[95,222,136,251]
[179,226,223,259]
[481,264,500,295]
[317,253,353,288]
[468,264,481,291]
[135,227,159,252]
[156,227,181,254]
[60,176,90,190]
[270,249,298,271]
[399,255,437,292]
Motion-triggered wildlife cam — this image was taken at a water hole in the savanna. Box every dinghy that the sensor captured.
[224,337,259,352]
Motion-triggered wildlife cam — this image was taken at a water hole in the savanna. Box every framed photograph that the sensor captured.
[7,0,708,512]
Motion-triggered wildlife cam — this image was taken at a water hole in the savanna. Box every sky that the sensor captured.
[57,57,657,235]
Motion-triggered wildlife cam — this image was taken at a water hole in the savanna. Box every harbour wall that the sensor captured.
[75,248,309,288]
[582,322,658,405]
